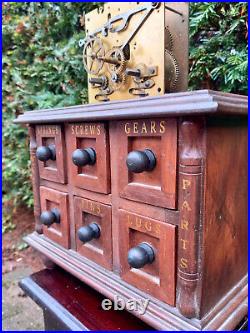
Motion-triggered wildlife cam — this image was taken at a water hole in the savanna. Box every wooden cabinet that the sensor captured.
[36,125,66,183]
[16,91,248,331]
[74,196,112,270]
[40,186,69,248]
[66,123,110,194]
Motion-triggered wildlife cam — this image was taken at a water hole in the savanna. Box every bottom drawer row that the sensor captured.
[39,186,176,306]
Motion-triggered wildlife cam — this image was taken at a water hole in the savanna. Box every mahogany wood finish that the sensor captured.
[66,122,110,194]
[28,126,42,234]
[19,268,153,331]
[14,90,247,125]
[19,268,248,331]
[36,125,67,183]
[176,118,205,318]
[117,118,177,208]
[24,233,248,331]
[40,186,70,248]
[201,116,248,317]
[74,196,112,270]
[16,90,248,331]
[119,210,176,305]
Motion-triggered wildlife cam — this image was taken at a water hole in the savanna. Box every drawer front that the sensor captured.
[66,123,110,194]
[36,125,66,183]
[117,119,177,209]
[118,210,176,305]
[40,186,69,248]
[74,196,112,270]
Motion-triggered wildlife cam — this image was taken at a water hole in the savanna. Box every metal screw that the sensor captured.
[111,73,119,82]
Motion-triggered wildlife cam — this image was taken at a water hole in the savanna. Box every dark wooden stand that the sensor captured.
[19,267,153,331]
[19,267,247,331]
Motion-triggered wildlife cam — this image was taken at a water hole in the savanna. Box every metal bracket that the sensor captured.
[95,87,114,102]
[129,79,155,97]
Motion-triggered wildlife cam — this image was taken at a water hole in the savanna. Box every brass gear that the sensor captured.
[165,49,179,92]
[165,28,174,52]
[82,36,105,75]
[109,72,126,91]
[106,47,126,75]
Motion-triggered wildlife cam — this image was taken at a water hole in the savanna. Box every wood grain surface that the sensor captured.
[18,90,248,330]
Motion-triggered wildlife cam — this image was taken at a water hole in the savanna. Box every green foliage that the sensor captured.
[189,2,248,94]
[2,2,100,230]
[2,2,248,231]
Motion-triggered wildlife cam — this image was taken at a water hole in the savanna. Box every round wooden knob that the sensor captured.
[127,243,155,269]
[126,149,156,173]
[72,148,96,167]
[36,145,56,162]
[77,223,100,243]
[40,208,60,226]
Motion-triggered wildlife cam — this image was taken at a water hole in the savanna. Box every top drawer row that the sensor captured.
[35,119,177,209]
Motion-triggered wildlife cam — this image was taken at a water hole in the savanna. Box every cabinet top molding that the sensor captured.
[14,90,248,124]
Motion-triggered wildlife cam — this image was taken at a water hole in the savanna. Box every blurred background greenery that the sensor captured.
[2,2,248,232]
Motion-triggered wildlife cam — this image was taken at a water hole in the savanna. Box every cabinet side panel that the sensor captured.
[28,126,42,234]
[201,116,248,316]
[176,117,205,319]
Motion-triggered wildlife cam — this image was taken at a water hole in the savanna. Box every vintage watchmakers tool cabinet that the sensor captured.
[15,90,247,330]
[15,2,247,331]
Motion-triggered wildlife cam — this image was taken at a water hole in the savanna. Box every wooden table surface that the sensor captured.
[19,267,153,331]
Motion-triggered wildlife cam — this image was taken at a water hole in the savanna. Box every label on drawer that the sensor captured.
[74,196,112,270]
[118,209,176,306]
[66,123,110,194]
[124,120,166,135]
[116,118,177,209]
[36,125,66,184]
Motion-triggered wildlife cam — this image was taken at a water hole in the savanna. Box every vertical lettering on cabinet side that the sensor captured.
[176,119,204,318]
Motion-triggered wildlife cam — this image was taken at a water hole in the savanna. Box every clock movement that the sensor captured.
[80,2,189,102]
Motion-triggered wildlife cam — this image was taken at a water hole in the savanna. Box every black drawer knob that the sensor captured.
[128,242,155,269]
[40,208,60,226]
[126,149,156,173]
[72,148,96,167]
[78,223,100,243]
[36,145,56,162]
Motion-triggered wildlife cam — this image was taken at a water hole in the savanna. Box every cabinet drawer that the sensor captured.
[40,186,70,248]
[36,125,66,183]
[74,196,112,270]
[116,119,177,209]
[66,123,110,194]
[118,210,176,305]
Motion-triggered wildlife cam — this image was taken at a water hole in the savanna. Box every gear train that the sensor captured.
[80,2,189,102]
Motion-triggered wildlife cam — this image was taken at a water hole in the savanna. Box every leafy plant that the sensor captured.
[189,2,248,94]
[2,2,248,231]
[2,2,101,230]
